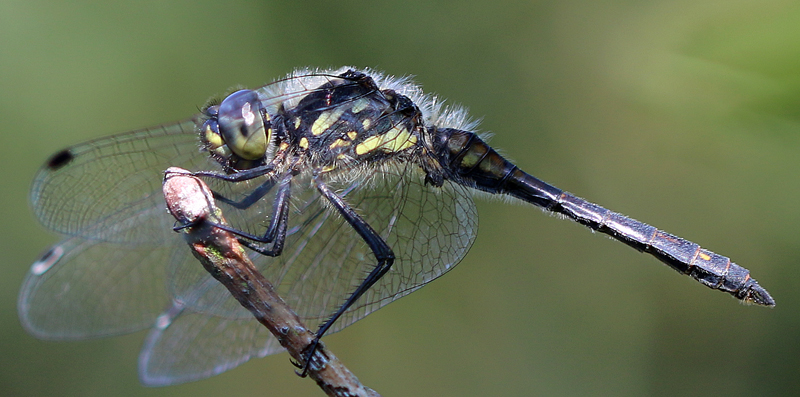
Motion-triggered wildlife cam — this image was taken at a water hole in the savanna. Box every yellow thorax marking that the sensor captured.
[329,138,349,149]
[311,107,347,136]
[330,131,358,149]
[299,137,309,149]
[355,125,417,155]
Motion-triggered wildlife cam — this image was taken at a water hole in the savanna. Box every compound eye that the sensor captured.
[217,90,268,160]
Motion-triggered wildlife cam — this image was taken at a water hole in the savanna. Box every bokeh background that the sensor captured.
[2,0,800,396]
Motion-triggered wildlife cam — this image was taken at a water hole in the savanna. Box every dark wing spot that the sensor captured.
[47,150,74,170]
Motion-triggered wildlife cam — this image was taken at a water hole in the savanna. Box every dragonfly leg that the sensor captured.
[193,163,276,182]
[296,175,396,376]
[203,174,293,257]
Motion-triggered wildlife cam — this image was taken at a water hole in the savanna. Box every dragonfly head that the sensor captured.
[201,89,275,170]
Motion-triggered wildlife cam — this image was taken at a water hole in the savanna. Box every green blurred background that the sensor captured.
[2,0,799,395]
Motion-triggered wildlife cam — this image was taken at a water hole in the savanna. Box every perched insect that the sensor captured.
[19,67,774,386]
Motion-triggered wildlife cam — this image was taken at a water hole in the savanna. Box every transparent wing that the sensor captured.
[19,226,171,339]
[30,120,209,243]
[166,159,478,329]
[138,159,477,385]
[279,160,478,333]
[138,299,281,386]
[19,120,212,338]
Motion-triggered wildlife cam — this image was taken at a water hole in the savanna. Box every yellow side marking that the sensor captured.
[384,126,417,152]
[311,107,346,136]
[294,117,301,129]
[299,137,309,149]
[699,252,711,261]
[361,118,371,130]
[347,130,358,140]
[329,138,349,149]
[355,126,417,155]
[355,135,382,155]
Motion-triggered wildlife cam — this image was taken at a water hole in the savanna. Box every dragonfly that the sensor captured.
[19,67,775,386]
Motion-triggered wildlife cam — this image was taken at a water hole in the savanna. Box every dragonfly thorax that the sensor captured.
[277,71,426,174]
[199,71,430,175]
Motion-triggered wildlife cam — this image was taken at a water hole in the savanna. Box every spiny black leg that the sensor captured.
[238,175,292,256]
[194,163,276,182]
[297,175,395,377]
[262,175,291,248]
[205,174,292,257]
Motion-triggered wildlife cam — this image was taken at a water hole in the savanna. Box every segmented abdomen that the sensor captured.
[433,127,774,306]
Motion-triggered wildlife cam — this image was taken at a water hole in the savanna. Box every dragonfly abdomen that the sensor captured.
[553,192,774,306]
[434,127,774,307]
